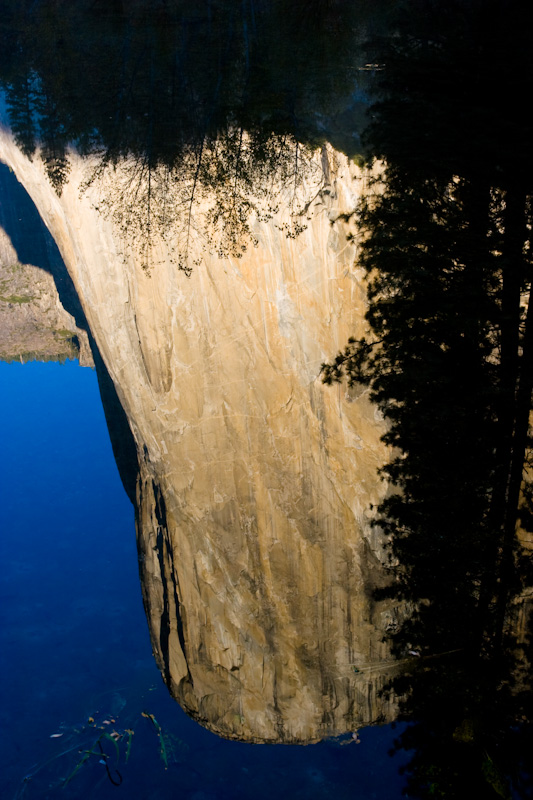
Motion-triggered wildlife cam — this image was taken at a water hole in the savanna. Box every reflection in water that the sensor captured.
[1,360,410,800]
[0,0,389,272]
[1,0,401,747]
[1,0,532,793]
[323,1,533,796]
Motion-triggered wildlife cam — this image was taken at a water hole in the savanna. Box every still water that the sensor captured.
[1,1,532,797]
[0,359,407,799]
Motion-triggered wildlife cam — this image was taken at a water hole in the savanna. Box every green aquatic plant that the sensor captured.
[12,696,188,798]
[64,730,122,787]
[124,728,134,764]
[141,711,168,769]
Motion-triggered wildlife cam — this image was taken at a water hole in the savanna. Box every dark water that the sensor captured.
[0,360,407,799]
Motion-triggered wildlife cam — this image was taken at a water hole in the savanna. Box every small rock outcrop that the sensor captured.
[0,165,93,365]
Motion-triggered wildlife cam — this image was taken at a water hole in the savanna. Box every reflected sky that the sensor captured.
[0,359,407,799]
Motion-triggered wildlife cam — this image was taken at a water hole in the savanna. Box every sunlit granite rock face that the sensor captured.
[0,128,398,742]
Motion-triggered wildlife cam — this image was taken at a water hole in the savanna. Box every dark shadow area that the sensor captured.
[0,161,138,503]
[322,0,533,796]
[0,0,393,171]
[0,0,395,272]
[0,161,85,326]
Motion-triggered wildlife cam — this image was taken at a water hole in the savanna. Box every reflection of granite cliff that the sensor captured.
[0,131,398,742]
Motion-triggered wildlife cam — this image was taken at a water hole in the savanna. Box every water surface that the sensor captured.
[0,359,407,799]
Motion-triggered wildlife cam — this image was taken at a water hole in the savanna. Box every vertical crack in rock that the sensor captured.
[153,479,193,692]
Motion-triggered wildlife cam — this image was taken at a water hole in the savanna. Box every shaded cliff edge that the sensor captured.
[0,129,403,742]
[0,160,138,504]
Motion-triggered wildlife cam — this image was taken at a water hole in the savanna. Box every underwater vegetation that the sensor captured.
[13,693,189,799]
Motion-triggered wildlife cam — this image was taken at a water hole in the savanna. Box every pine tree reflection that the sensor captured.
[0,0,390,271]
[323,1,533,796]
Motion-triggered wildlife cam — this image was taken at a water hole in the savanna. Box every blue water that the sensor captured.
[0,360,407,799]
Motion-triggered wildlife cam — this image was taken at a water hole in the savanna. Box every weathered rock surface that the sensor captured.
[0,166,93,365]
[0,125,399,742]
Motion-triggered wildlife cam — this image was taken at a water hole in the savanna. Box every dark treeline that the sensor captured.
[0,0,392,178]
[0,0,392,270]
[323,0,532,797]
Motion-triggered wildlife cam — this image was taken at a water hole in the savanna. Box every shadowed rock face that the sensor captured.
[0,127,399,742]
